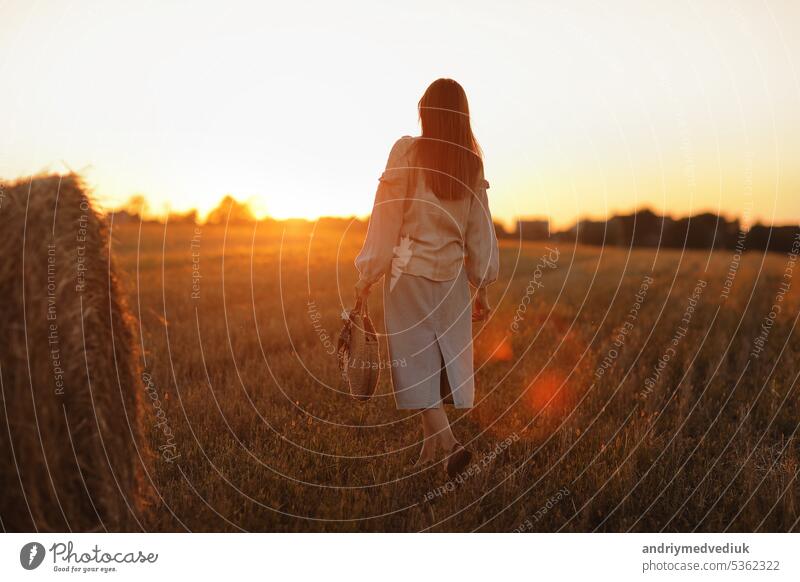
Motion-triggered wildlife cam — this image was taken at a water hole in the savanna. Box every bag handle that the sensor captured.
[351,295,370,318]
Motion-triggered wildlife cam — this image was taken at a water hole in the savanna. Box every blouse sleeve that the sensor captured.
[464,174,500,288]
[355,137,413,285]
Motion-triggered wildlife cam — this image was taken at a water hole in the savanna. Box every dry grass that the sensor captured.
[102,213,798,532]
[1,175,796,532]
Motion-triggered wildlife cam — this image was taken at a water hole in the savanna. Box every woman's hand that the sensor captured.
[354,278,373,299]
[472,287,490,322]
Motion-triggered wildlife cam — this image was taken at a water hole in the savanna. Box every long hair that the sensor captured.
[416,78,483,200]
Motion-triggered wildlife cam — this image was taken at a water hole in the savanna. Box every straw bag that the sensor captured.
[337,296,380,401]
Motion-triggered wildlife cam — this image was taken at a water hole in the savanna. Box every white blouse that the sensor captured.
[356,136,500,288]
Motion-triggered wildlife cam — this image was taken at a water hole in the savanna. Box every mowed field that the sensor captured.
[110,219,799,532]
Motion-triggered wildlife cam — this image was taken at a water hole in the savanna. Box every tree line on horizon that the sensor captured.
[113,195,798,254]
[505,208,800,254]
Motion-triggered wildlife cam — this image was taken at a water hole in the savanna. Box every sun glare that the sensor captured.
[1,1,798,227]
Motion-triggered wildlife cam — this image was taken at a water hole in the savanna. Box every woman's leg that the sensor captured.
[417,406,458,463]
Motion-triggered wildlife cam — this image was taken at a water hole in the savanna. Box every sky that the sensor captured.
[1,0,799,229]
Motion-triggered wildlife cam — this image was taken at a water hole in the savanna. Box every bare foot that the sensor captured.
[413,446,437,467]
[445,443,473,478]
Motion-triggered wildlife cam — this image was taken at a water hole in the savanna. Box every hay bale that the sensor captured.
[0,174,151,531]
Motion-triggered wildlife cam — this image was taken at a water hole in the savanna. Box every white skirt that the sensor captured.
[383,269,474,409]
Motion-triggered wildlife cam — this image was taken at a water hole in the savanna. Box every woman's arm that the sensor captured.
[354,137,413,294]
[464,175,500,290]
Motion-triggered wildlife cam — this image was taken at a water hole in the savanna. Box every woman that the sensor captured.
[355,78,499,477]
